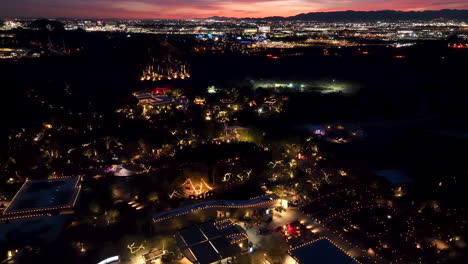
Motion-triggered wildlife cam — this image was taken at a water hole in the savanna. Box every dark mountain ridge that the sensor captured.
[207,9,468,21]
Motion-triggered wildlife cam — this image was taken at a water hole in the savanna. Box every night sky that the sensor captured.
[2,0,468,19]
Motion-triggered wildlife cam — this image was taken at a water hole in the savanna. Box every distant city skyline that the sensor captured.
[2,0,468,19]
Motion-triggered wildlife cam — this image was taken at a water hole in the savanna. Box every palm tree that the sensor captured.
[147,192,159,204]
[105,209,120,225]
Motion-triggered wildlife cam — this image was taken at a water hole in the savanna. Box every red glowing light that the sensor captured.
[153,88,169,94]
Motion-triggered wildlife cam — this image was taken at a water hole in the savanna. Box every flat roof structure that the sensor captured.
[3,176,82,215]
[175,219,248,264]
[289,238,360,264]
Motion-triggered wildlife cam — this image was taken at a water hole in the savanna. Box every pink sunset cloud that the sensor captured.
[1,0,468,19]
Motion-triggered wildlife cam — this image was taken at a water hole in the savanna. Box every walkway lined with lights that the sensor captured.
[153,194,279,222]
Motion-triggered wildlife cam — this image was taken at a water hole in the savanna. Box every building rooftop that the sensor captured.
[289,238,360,264]
[175,219,248,264]
[3,176,81,215]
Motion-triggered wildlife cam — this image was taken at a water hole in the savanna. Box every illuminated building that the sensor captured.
[2,20,23,30]
[133,90,174,106]
[207,86,217,94]
[258,25,271,33]
[243,28,257,34]
[175,219,248,264]
[133,89,190,113]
